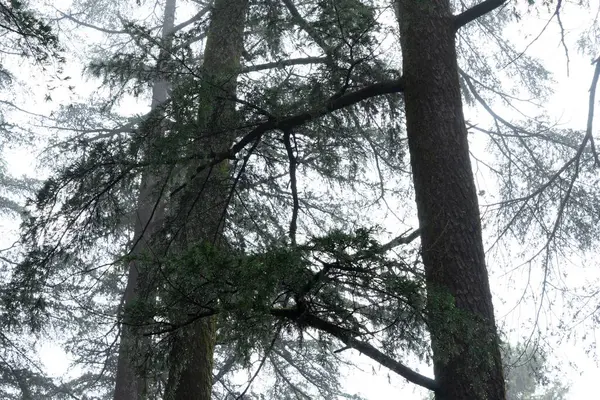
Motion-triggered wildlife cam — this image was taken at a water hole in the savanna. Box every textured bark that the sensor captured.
[396,1,506,399]
[113,1,176,399]
[163,1,249,399]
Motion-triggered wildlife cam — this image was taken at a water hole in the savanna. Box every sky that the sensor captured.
[2,1,600,399]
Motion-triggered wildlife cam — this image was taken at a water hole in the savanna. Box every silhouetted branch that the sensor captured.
[454,0,507,30]
[242,57,327,73]
[379,229,420,252]
[283,129,299,245]
[270,307,438,391]
[171,78,405,196]
[586,57,600,165]
[213,353,237,384]
[170,2,212,33]
[282,0,334,57]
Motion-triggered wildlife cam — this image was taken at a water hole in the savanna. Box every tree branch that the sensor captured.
[172,33,209,51]
[270,308,438,391]
[170,2,212,33]
[282,0,334,57]
[171,78,405,196]
[454,0,507,31]
[231,78,405,155]
[585,57,600,165]
[283,129,299,245]
[242,57,328,73]
[379,229,420,253]
[54,10,129,35]
[213,353,237,384]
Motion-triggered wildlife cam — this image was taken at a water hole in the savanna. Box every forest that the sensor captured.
[0,0,598,399]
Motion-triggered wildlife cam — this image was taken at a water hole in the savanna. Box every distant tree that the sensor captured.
[112,0,177,398]
[503,343,570,400]
[0,0,59,215]
[0,0,59,63]
[0,2,63,399]
[424,342,570,400]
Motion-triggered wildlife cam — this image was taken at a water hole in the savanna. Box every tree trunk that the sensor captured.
[395,1,506,399]
[113,1,176,399]
[164,1,249,399]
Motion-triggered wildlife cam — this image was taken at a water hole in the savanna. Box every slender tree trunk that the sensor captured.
[113,1,176,399]
[395,1,505,399]
[164,1,249,399]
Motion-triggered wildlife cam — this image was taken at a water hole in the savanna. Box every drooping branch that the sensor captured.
[235,324,283,399]
[270,308,438,391]
[454,0,507,31]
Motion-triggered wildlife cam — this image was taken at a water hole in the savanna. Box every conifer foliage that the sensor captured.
[0,0,598,399]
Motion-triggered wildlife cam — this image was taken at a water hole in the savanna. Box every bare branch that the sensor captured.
[379,229,421,252]
[54,10,129,35]
[170,2,213,33]
[555,0,570,75]
[454,0,507,31]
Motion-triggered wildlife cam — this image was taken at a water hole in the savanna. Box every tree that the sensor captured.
[113,0,177,398]
[5,0,600,399]
[0,2,66,399]
[0,0,59,215]
[395,0,506,398]
[161,1,249,399]
[0,0,58,64]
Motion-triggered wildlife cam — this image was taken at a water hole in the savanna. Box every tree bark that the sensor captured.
[113,1,176,399]
[164,1,249,399]
[395,1,506,399]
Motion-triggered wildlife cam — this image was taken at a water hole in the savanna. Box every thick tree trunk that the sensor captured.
[164,1,249,399]
[113,1,176,399]
[395,1,505,399]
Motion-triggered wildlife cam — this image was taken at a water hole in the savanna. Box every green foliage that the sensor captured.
[0,0,59,215]
[2,0,597,398]
[0,0,60,63]
[98,226,427,398]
